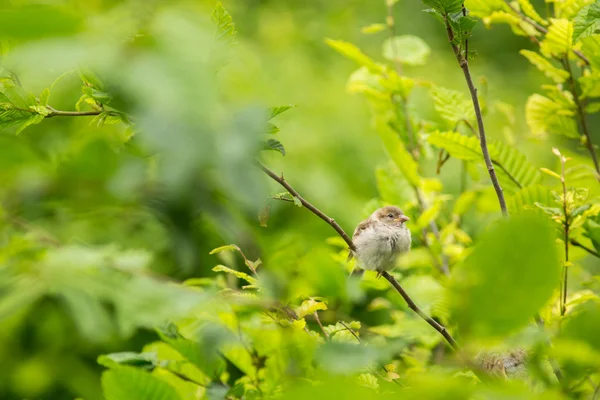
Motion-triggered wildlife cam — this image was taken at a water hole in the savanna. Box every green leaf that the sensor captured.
[98,352,158,369]
[361,23,387,34]
[579,70,600,98]
[516,0,547,26]
[573,2,600,43]
[357,373,379,390]
[39,88,50,106]
[581,34,600,69]
[519,50,570,83]
[428,131,482,161]
[212,265,258,285]
[540,18,573,57]
[382,35,431,66]
[507,185,553,214]
[428,131,541,192]
[430,86,475,125]
[452,214,560,338]
[376,122,420,186]
[422,0,463,14]
[562,301,600,352]
[296,299,328,318]
[325,39,384,73]
[465,0,508,18]
[262,138,286,156]
[209,244,240,255]
[211,2,237,45]
[102,366,181,400]
[268,105,294,120]
[525,93,579,139]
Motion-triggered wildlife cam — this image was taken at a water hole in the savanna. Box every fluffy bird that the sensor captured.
[349,206,411,277]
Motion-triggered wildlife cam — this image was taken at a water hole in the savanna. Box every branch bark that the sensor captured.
[258,161,460,351]
[443,14,508,216]
[46,107,102,118]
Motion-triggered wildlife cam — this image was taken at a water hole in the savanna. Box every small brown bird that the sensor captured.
[348,206,411,277]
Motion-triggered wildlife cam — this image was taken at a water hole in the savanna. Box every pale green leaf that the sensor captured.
[102,366,181,400]
[430,86,475,125]
[357,373,379,390]
[526,93,579,138]
[296,299,328,319]
[98,352,158,369]
[212,265,258,285]
[361,23,387,34]
[326,39,384,73]
[376,122,420,186]
[540,19,573,57]
[579,70,600,98]
[268,105,295,120]
[516,0,548,26]
[507,185,553,214]
[211,1,237,45]
[465,0,508,18]
[39,88,50,106]
[519,50,570,83]
[209,245,239,255]
[427,131,481,161]
[382,35,431,66]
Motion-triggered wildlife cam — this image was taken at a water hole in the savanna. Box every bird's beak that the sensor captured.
[394,215,410,223]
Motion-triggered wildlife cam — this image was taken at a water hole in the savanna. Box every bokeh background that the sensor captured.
[1,0,599,399]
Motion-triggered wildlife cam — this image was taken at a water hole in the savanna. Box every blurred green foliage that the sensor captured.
[1,0,600,399]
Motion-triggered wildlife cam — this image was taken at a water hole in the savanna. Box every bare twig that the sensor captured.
[442,11,508,216]
[501,0,590,65]
[381,271,459,351]
[561,58,600,179]
[313,311,329,338]
[258,161,355,251]
[570,239,600,258]
[339,321,361,343]
[258,162,460,351]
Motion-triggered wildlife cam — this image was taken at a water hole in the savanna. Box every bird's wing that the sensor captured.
[347,219,372,262]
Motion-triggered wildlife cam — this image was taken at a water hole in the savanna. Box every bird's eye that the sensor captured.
[388,213,394,218]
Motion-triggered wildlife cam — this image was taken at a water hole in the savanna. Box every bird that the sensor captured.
[348,205,411,277]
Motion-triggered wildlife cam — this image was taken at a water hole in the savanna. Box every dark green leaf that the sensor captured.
[422,0,463,14]
[262,138,286,156]
[98,352,158,369]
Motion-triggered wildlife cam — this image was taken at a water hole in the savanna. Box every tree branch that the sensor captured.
[381,271,459,351]
[561,58,600,179]
[258,161,460,350]
[443,13,508,216]
[258,161,355,251]
[502,0,590,65]
[570,239,600,258]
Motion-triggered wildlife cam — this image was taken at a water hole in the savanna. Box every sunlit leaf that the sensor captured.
[102,366,181,400]
[573,2,600,43]
[540,19,573,57]
[382,35,431,66]
[519,50,569,83]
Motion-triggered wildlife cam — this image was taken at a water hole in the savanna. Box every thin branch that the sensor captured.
[381,271,459,351]
[492,161,523,189]
[258,161,355,251]
[561,58,600,178]
[502,0,590,65]
[558,152,569,317]
[570,239,600,258]
[443,12,508,216]
[258,162,459,351]
[313,311,329,338]
[339,321,361,343]
[45,107,102,118]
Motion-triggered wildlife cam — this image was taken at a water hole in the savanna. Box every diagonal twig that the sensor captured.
[258,161,460,351]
